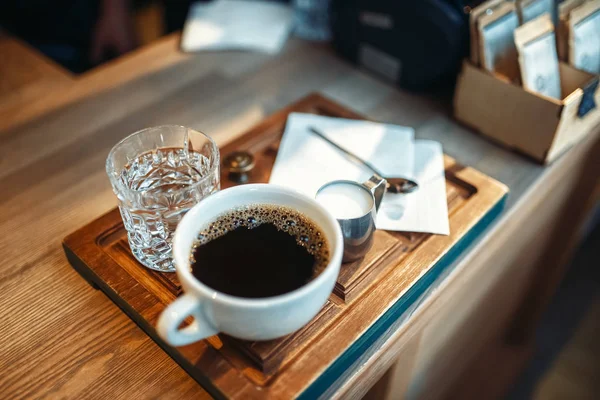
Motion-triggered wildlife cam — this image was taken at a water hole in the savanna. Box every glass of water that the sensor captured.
[106,125,220,272]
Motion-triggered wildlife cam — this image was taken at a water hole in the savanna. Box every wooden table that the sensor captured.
[1,34,598,399]
[0,37,74,130]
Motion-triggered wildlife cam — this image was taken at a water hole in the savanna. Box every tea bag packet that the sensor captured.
[517,0,557,25]
[557,0,587,61]
[478,2,521,81]
[569,0,600,74]
[469,0,507,66]
[515,14,562,100]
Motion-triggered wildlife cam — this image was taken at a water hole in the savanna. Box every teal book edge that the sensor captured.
[298,193,508,399]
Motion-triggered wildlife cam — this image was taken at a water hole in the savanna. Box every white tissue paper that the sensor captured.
[269,113,450,235]
[181,0,293,54]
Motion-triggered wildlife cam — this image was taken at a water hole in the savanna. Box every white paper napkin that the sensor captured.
[181,0,293,54]
[269,113,450,235]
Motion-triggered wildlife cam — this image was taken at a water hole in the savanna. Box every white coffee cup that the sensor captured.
[157,184,343,346]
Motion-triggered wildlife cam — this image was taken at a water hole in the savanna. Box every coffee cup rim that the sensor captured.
[173,184,343,307]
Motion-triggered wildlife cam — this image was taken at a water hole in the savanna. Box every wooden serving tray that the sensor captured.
[63,93,508,399]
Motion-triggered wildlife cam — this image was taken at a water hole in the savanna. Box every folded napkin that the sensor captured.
[269,113,450,235]
[181,0,293,54]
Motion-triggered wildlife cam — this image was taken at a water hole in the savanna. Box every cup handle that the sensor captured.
[157,293,218,346]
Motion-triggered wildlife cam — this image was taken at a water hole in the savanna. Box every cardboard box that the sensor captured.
[454,60,600,163]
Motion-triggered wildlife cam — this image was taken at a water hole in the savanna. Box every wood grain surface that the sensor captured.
[1,33,597,399]
[0,37,74,131]
[0,37,73,94]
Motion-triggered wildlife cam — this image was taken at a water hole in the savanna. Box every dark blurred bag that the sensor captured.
[330,0,485,91]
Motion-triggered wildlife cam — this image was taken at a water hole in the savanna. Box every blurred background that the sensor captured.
[0,0,199,73]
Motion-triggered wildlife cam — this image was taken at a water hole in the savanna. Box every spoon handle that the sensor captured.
[308,126,385,177]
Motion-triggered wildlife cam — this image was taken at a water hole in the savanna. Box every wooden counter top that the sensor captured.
[0,37,74,131]
[0,34,190,135]
[1,34,598,399]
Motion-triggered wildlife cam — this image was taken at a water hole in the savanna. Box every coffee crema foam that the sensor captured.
[191,204,331,277]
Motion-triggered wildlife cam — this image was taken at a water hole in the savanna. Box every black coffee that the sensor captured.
[190,204,330,298]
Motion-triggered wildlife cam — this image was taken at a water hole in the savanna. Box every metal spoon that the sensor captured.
[308,126,419,194]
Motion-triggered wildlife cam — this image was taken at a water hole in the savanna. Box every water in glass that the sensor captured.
[107,126,219,272]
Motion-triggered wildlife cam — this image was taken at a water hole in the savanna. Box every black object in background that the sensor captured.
[330,0,485,91]
[0,0,99,73]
